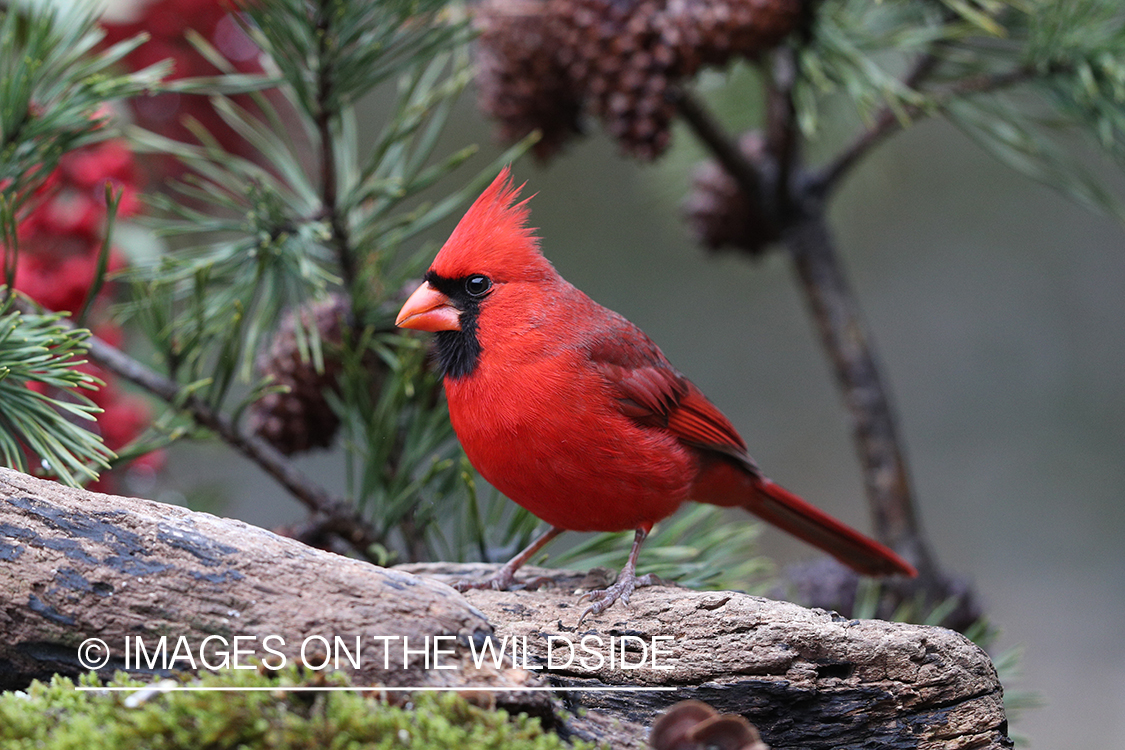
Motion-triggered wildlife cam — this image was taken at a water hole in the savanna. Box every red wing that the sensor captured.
[587,320,755,468]
[667,382,751,463]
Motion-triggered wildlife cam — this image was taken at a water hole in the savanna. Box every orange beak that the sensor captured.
[395,281,461,332]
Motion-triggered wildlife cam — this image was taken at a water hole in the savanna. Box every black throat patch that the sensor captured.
[424,271,485,379]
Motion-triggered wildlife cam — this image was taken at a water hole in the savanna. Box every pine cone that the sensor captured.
[681,0,804,67]
[248,294,352,455]
[475,0,585,160]
[474,0,805,161]
[555,0,683,159]
[682,131,780,255]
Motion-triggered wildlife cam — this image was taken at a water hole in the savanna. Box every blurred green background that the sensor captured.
[146,87,1125,747]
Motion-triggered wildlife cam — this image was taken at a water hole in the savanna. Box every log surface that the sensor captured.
[0,468,523,692]
[0,469,1010,749]
[402,562,1012,750]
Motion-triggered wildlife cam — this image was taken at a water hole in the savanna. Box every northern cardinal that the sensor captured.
[396,168,916,619]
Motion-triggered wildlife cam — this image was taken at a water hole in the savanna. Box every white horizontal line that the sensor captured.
[76,685,677,693]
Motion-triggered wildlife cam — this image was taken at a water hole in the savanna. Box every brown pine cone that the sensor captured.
[685,0,804,67]
[248,294,352,455]
[475,0,585,160]
[682,131,780,255]
[473,0,805,161]
[555,0,683,159]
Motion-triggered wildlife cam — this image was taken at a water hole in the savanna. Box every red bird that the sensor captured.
[396,168,916,619]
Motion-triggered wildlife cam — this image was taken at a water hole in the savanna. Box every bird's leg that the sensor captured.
[453,526,564,592]
[578,526,658,624]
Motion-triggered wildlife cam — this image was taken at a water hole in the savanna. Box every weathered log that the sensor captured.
[0,468,528,693]
[403,563,1012,750]
[0,468,1010,749]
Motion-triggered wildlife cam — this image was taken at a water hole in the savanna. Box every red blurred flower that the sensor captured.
[7,131,162,493]
[103,0,265,176]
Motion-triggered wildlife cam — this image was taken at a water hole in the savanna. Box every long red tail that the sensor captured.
[693,460,916,577]
[747,478,917,577]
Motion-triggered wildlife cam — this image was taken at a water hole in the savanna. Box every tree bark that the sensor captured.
[0,468,516,691]
[406,563,1012,750]
[0,469,1009,749]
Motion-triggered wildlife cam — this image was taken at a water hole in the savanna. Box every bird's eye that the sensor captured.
[465,275,492,297]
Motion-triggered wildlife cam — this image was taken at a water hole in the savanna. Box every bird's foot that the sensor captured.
[451,570,555,593]
[577,572,659,625]
[452,526,564,593]
[451,568,516,592]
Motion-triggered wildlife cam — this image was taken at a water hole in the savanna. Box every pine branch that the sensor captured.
[811,51,940,194]
[117,0,529,567]
[11,297,385,559]
[0,299,114,485]
[91,335,387,560]
[672,83,938,578]
[813,60,1045,194]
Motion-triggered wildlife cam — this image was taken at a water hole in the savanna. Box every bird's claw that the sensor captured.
[577,572,658,625]
[577,582,631,625]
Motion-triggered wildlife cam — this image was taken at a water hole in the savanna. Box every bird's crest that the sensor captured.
[430,167,553,282]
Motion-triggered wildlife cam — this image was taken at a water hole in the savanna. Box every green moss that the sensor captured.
[0,669,599,750]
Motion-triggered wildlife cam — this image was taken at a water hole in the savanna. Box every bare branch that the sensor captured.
[765,49,800,217]
[668,86,768,203]
[783,210,937,579]
[670,87,941,579]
